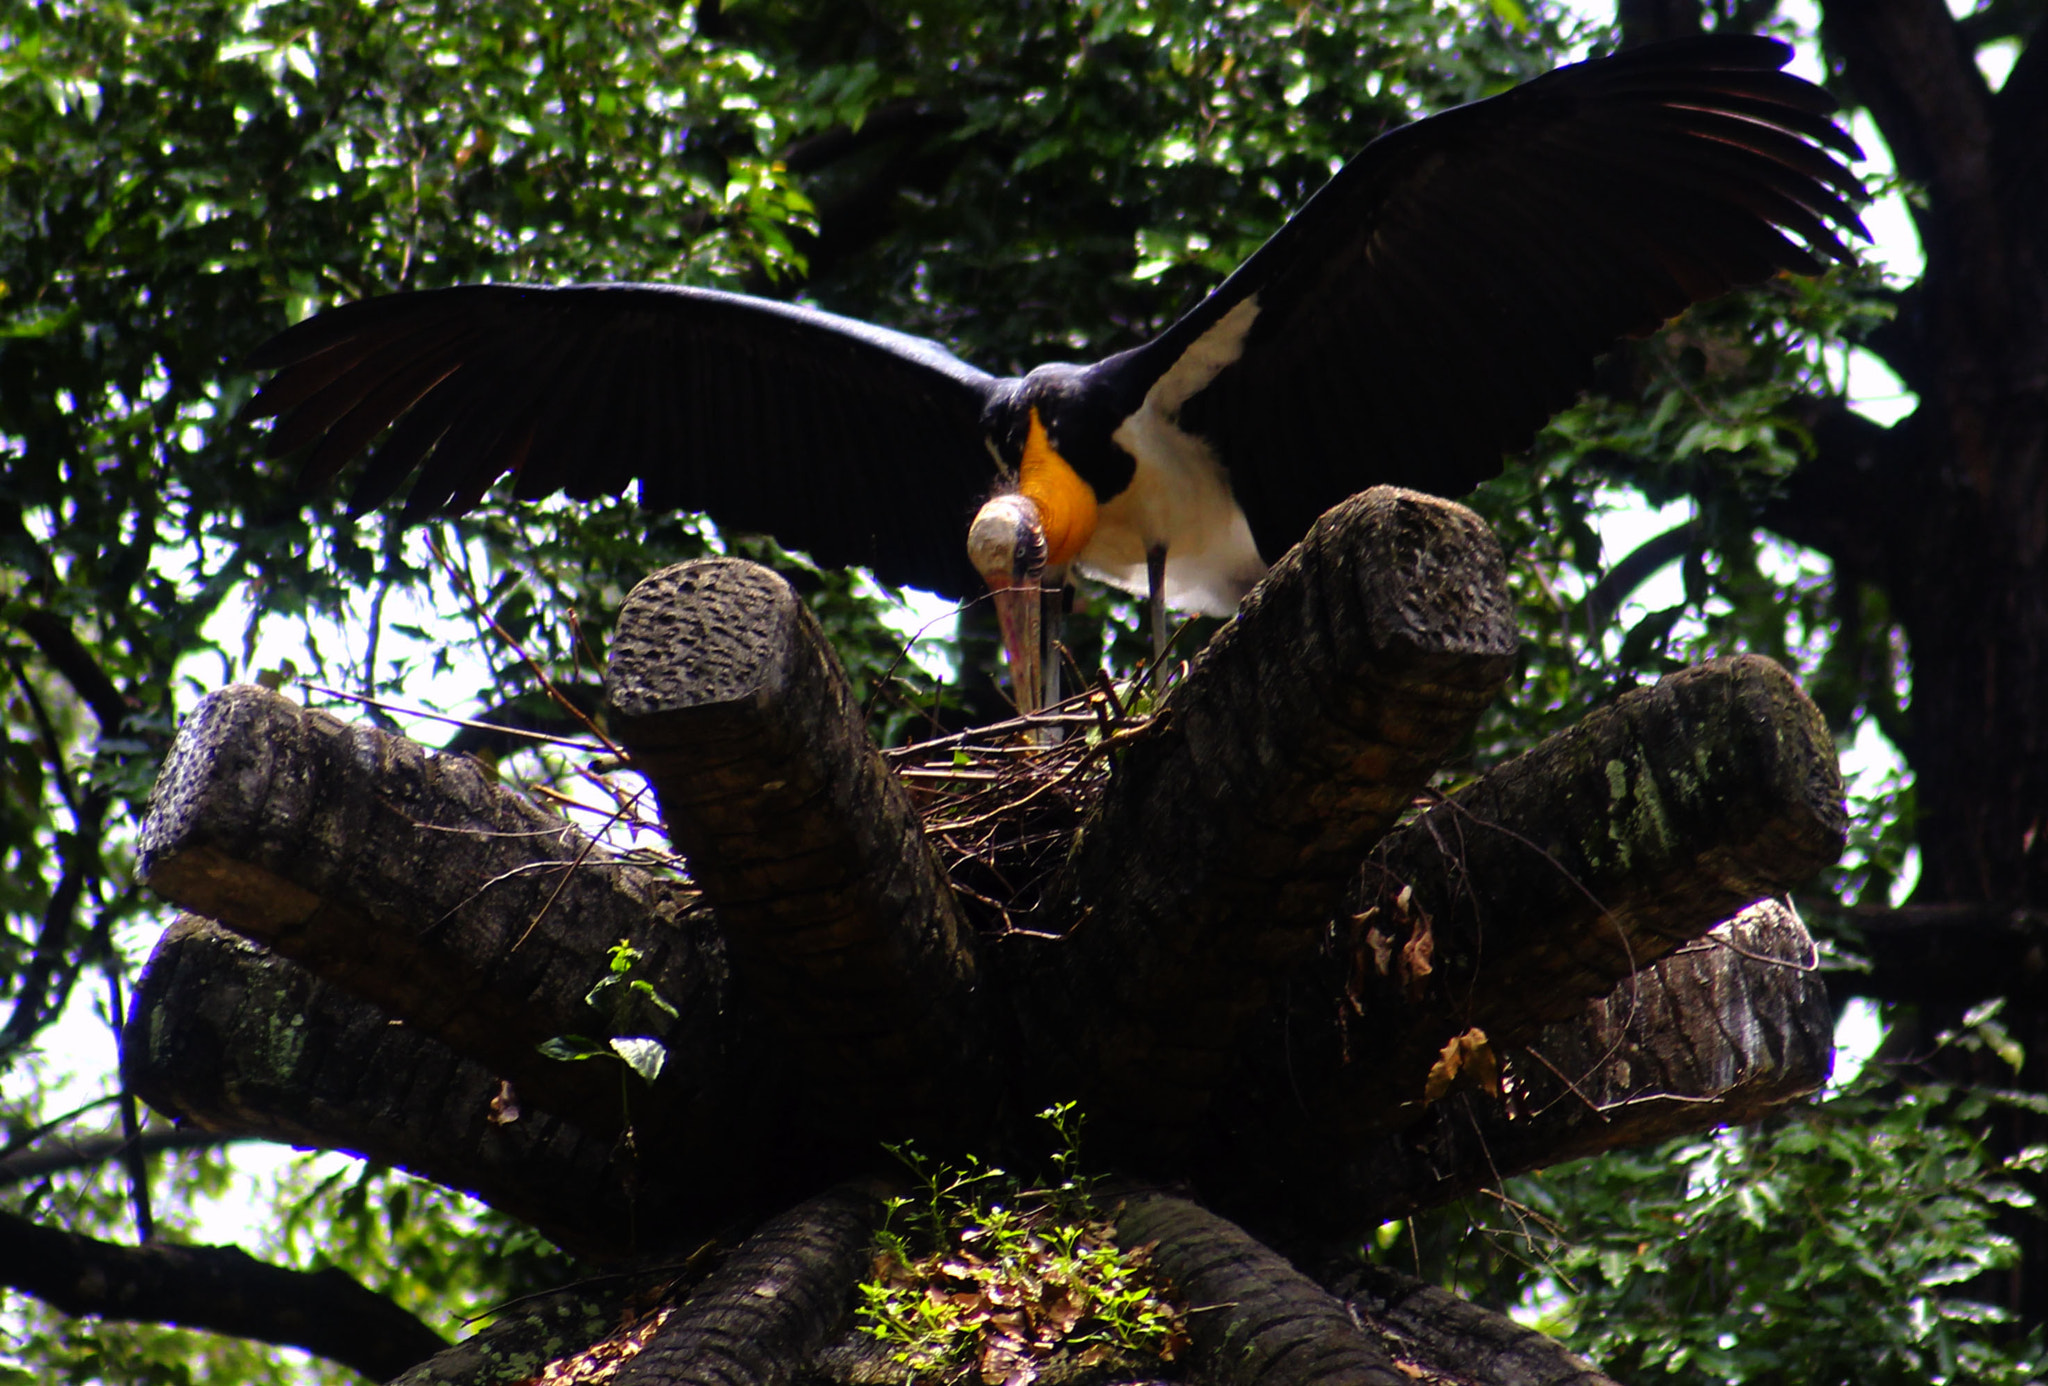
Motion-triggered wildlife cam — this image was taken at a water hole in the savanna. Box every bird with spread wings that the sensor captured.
[246,34,1865,710]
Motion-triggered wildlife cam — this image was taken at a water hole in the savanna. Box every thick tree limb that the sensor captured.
[1117,1193,1414,1386]
[1816,899,2048,1005]
[1029,487,1518,1141]
[124,915,715,1256]
[135,686,723,1146]
[607,1184,882,1386]
[1119,1192,1603,1386]
[607,559,984,1142]
[399,1185,884,1386]
[1203,899,1832,1249]
[1329,899,1833,1226]
[1337,1264,1617,1386]
[0,1205,445,1381]
[1323,655,1842,1132]
[389,1280,638,1386]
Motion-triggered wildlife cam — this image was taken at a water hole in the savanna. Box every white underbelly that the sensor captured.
[1082,404,1267,618]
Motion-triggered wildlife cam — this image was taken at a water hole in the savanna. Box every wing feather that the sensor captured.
[1127,33,1865,560]
[246,283,1001,597]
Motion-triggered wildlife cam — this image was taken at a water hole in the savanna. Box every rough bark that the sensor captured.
[394,1185,882,1386]
[606,1184,882,1386]
[1194,897,1830,1247]
[124,915,691,1255]
[0,1205,445,1381]
[133,685,730,1157]
[1117,1193,1610,1386]
[1325,899,1832,1227]
[1337,1264,1616,1386]
[1317,655,1843,1132]
[1116,1193,1415,1386]
[607,559,983,1143]
[1027,487,1518,1143]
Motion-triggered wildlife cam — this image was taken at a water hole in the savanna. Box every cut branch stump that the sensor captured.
[125,915,670,1253]
[133,685,721,1147]
[1326,897,1834,1228]
[1027,487,1519,1139]
[1312,653,1846,1135]
[607,559,985,1141]
[121,492,1854,1386]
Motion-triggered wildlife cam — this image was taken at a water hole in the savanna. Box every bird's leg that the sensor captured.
[1146,544,1169,692]
[1041,580,1063,713]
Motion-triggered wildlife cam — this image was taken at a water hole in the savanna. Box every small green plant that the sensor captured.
[857,1104,1187,1386]
[536,938,679,1085]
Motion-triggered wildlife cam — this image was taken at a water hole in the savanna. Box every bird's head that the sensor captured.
[968,491,1050,713]
[971,364,1138,712]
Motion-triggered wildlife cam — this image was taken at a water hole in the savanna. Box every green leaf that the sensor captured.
[611,1036,668,1084]
[537,1034,612,1062]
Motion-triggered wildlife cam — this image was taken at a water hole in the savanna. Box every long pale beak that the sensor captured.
[989,576,1045,714]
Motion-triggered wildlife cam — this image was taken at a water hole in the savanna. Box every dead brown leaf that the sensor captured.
[1365,926,1394,977]
[1398,905,1434,998]
[1422,1026,1497,1103]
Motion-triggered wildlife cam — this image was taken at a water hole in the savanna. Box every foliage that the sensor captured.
[537,937,680,1086]
[0,0,2016,1381]
[858,1106,1188,1386]
[1373,1012,2048,1385]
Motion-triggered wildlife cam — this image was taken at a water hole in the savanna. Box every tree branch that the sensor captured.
[0,1207,445,1381]
[1758,398,1910,583]
[1117,1193,1417,1386]
[0,1128,247,1186]
[4,602,132,734]
[1579,521,1697,634]
[606,560,985,1145]
[1810,897,2048,1004]
[1320,656,1843,1134]
[1028,487,1518,1148]
[1117,1193,1616,1386]
[124,915,715,1257]
[1338,1263,1619,1386]
[135,685,723,1149]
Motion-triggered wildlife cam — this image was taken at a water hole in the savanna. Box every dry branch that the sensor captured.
[1211,899,1832,1243]
[134,685,721,1148]
[1118,1192,1593,1386]
[0,1129,246,1186]
[1338,1264,1618,1386]
[1337,898,1832,1222]
[607,559,984,1140]
[1326,655,1844,1131]
[124,915,693,1255]
[397,1185,884,1386]
[1028,487,1518,1140]
[0,1204,445,1381]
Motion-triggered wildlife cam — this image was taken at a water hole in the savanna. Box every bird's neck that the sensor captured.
[1019,407,1099,569]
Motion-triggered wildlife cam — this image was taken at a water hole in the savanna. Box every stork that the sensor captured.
[246,35,1864,712]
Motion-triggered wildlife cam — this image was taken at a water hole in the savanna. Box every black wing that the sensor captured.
[1128,34,1866,561]
[245,283,1002,598]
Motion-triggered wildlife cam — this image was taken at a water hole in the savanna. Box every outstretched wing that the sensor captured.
[246,283,1002,598]
[1123,34,1866,561]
